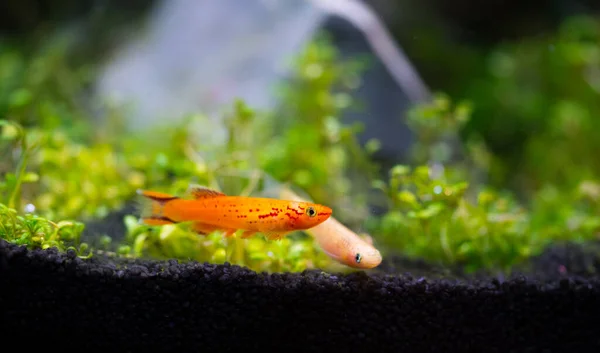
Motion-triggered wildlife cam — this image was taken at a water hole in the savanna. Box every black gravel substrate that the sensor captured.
[2,239,600,353]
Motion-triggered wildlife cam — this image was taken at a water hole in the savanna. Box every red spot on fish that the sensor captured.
[287,206,302,216]
[285,212,298,221]
[258,211,279,219]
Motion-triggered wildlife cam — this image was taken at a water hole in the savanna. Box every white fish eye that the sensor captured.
[306,206,316,217]
[355,253,362,263]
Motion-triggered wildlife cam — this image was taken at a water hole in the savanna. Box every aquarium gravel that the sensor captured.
[1,239,600,353]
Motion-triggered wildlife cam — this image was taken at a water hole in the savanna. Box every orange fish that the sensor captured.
[136,185,333,240]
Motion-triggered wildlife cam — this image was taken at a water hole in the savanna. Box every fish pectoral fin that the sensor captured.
[221,228,237,238]
[262,231,290,241]
[185,184,226,200]
[240,230,257,239]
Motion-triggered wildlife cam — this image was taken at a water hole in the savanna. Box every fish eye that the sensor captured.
[306,206,316,218]
[355,253,362,264]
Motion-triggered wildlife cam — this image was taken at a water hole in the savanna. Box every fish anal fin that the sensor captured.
[141,217,176,226]
[240,230,257,239]
[191,222,220,235]
[191,222,237,238]
[185,184,226,200]
[263,231,290,241]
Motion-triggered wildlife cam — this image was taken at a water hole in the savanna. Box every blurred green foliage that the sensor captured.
[0,35,93,140]
[460,15,600,195]
[367,92,600,272]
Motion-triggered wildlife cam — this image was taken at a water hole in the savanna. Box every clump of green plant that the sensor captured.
[369,92,600,273]
[0,120,40,212]
[0,117,143,221]
[370,164,532,273]
[0,203,90,257]
[31,131,145,220]
[0,121,89,257]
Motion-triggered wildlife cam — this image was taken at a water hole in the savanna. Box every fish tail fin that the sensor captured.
[135,189,179,226]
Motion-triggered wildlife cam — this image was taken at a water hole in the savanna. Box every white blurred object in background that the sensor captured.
[97,0,430,160]
[98,0,327,138]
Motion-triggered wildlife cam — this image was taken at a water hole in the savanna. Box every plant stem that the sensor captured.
[8,139,30,211]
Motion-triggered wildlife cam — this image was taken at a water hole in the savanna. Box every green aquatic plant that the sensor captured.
[1,117,145,221]
[31,130,144,220]
[369,164,531,273]
[369,91,600,273]
[0,203,90,257]
[0,120,90,257]
[0,119,40,212]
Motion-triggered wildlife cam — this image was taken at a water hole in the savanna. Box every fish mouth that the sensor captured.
[317,207,333,217]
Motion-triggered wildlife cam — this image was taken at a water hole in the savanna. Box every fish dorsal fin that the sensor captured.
[185,184,226,199]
